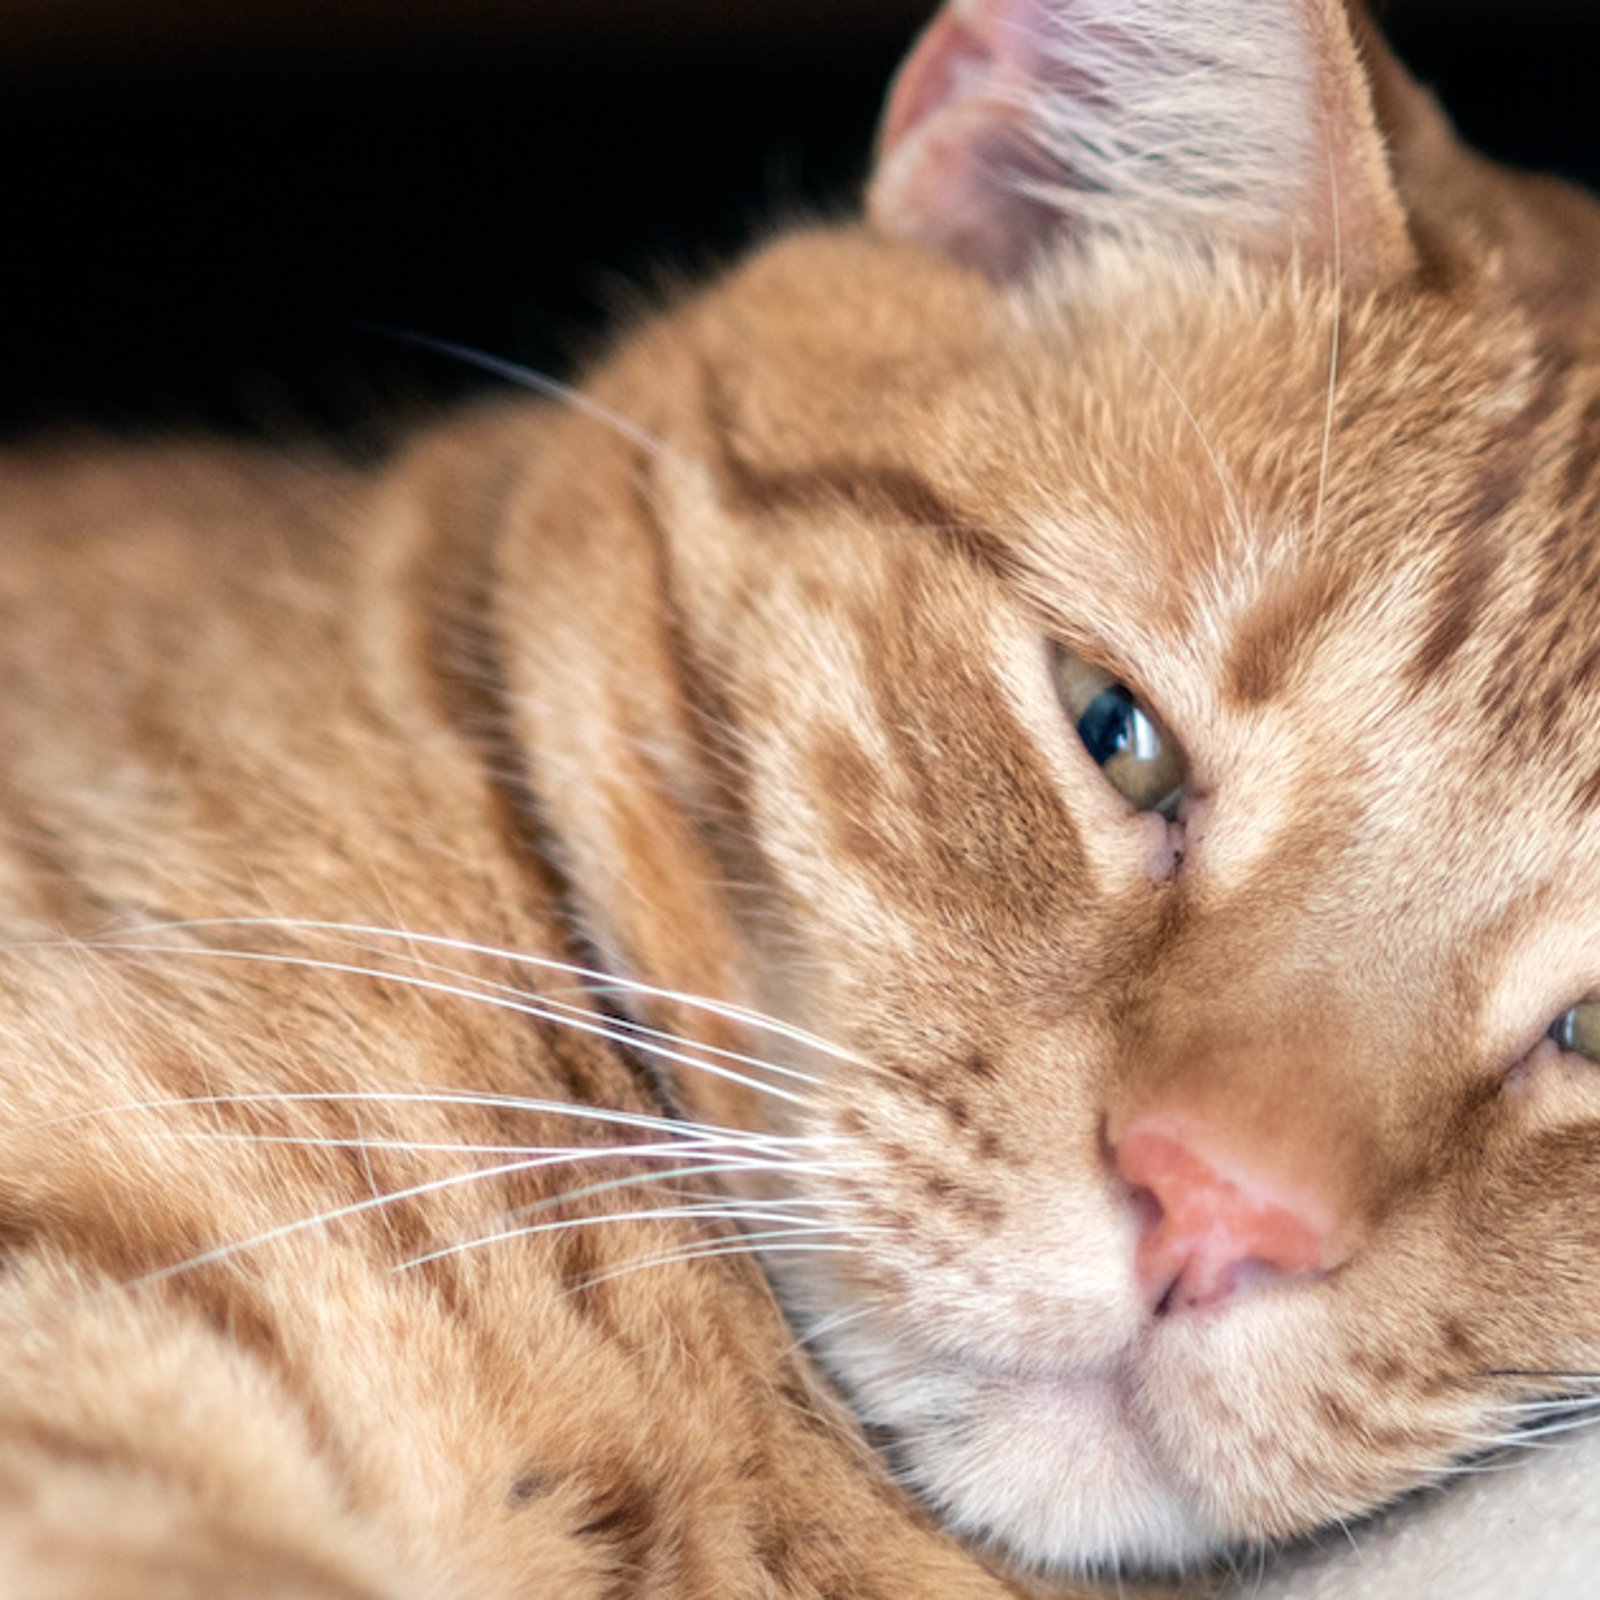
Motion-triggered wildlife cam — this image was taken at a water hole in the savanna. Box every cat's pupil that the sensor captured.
[1078,686,1145,767]
[1049,645,1187,817]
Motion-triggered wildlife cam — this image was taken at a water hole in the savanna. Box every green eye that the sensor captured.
[1550,1004,1600,1062]
[1050,646,1187,818]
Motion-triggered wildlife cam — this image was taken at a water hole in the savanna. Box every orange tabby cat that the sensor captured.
[4,0,1600,1593]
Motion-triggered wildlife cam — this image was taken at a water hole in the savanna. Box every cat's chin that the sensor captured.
[899,1362,1226,1574]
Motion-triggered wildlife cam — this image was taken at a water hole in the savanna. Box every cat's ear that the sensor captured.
[869,0,1417,283]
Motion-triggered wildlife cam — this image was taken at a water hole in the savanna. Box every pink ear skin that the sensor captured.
[872,0,1062,279]
[879,5,993,158]
[869,0,1417,287]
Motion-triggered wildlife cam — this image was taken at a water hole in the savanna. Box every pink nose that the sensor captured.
[1112,1124,1334,1314]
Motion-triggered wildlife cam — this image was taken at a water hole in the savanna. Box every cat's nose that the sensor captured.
[1111,1122,1337,1315]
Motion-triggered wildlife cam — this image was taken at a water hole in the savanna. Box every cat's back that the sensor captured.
[0,433,367,622]
[0,432,426,940]
[0,434,368,771]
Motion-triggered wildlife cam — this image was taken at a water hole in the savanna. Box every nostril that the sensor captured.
[1123,1180,1164,1238]
[1118,1179,1182,1310]
[1111,1122,1336,1315]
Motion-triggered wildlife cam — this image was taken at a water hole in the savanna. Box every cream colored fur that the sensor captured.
[4,0,1600,1594]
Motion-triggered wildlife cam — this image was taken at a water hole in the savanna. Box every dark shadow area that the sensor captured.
[0,5,1595,438]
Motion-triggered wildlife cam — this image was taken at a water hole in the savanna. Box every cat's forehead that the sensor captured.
[693,229,1600,905]
[998,262,1600,894]
[696,230,1600,766]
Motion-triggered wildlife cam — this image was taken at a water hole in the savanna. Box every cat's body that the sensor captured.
[0,427,1029,1598]
[7,0,1600,1593]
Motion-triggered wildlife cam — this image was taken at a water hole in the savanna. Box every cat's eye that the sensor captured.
[1550,1004,1600,1063]
[1050,646,1186,818]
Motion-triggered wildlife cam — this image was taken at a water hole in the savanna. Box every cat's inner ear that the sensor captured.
[869,0,1417,284]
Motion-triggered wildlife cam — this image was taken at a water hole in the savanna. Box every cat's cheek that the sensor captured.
[1134,1279,1488,1549]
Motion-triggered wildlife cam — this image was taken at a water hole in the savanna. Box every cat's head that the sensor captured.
[497,0,1600,1574]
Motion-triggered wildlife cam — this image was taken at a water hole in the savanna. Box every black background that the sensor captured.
[3,1,1596,439]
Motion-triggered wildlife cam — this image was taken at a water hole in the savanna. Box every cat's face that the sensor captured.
[505,0,1600,1576]
[624,223,1600,1568]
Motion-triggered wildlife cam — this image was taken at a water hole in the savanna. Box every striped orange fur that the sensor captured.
[3,1,1600,1593]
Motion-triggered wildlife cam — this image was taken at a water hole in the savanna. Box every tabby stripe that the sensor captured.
[411,438,669,1116]
[696,361,1016,582]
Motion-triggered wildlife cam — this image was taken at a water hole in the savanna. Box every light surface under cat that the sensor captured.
[3,0,1600,1595]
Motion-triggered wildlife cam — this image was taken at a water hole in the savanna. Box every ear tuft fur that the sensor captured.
[870,0,1416,284]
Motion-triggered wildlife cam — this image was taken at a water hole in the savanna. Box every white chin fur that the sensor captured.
[898,1366,1224,1573]
[801,1258,1226,1571]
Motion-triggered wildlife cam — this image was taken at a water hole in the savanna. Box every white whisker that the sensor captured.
[159,1130,796,1163]
[128,1153,559,1288]
[783,1305,876,1359]
[379,330,686,466]
[1496,1396,1600,1415]
[76,917,864,1068]
[477,1155,846,1236]
[18,1088,811,1150]
[566,1235,866,1294]
[396,1203,871,1273]
[1312,143,1343,544]
[1098,301,1243,532]
[1494,1412,1600,1445]
[330,933,830,1088]
[55,940,815,1106]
